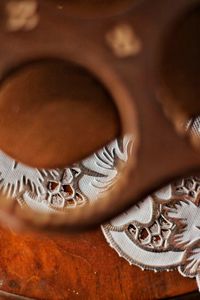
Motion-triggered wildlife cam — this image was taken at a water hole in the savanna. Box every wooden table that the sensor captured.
[0,226,197,300]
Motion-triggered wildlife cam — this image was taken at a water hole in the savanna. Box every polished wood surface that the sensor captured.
[1,0,200,232]
[0,225,196,300]
[0,0,200,232]
[0,1,199,298]
[160,6,200,130]
[0,60,119,169]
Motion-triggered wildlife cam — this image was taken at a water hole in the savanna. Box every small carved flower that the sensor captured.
[6,0,39,32]
[173,177,200,203]
[127,213,173,250]
[106,24,142,58]
[46,169,86,210]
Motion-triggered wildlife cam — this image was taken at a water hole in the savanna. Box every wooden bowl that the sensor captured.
[0,0,199,232]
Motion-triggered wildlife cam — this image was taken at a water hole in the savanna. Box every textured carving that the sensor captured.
[0,137,131,214]
[1,119,200,291]
[102,117,200,291]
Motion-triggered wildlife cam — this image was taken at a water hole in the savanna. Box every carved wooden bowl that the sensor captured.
[0,0,199,232]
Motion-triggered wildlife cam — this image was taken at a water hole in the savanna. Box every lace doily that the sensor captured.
[102,117,200,292]
[0,119,200,291]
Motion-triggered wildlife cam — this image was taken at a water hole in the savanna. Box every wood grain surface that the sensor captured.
[0,225,196,300]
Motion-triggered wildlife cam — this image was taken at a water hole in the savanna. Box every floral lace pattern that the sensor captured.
[1,136,131,213]
[102,117,200,292]
[1,117,200,291]
[103,185,200,290]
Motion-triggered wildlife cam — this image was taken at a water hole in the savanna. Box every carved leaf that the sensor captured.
[78,136,132,200]
[0,151,59,197]
[164,200,200,249]
[179,240,200,277]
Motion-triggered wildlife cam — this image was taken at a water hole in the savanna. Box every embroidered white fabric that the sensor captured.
[0,120,200,291]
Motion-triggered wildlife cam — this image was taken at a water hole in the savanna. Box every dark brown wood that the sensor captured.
[168,291,200,300]
[160,5,200,128]
[55,0,137,18]
[0,0,200,232]
[0,224,196,300]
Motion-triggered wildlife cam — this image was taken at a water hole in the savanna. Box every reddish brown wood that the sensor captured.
[0,225,196,300]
